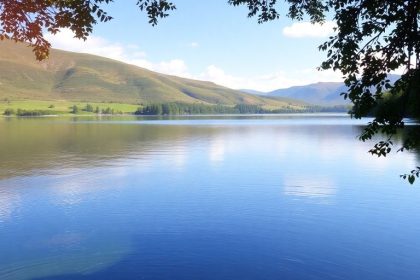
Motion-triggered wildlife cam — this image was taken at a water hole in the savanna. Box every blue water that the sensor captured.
[0,114,419,279]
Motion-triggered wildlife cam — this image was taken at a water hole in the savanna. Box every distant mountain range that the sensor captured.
[241,75,400,105]
[0,40,306,110]
[268,82,348,105]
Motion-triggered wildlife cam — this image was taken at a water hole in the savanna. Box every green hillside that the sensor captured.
[0,41,304,110]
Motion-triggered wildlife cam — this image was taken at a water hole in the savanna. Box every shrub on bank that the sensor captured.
[16,109,53,116]
[3,108,15,116]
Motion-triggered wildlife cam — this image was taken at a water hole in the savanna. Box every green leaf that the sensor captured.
[408,175,415,185]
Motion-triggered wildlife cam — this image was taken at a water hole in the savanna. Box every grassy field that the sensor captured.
[0,100,140,115]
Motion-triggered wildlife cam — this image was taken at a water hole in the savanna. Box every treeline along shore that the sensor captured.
[2,101,349,116]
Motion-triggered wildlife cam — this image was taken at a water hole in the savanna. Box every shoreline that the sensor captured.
[1,112,351,118]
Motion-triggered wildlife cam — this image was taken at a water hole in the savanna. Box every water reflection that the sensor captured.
[0,190,20,223]
[0,115,420,280]
[283,176,336,201]
[50,177,99,206]
[209,137,226,163]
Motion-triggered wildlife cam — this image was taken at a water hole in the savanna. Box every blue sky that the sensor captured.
[46,0,342,91]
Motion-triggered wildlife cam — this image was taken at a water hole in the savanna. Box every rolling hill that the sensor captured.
[0,41,304,109]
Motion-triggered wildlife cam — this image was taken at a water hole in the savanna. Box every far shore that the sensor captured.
[1,100,350,118]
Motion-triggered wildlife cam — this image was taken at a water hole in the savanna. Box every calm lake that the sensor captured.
[0,114,419,280]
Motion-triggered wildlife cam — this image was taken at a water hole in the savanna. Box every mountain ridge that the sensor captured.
[0,41,305,110]
[242,75,400,106]
[268,82,347,105]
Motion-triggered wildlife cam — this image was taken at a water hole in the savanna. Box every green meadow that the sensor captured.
[0,100,140,115]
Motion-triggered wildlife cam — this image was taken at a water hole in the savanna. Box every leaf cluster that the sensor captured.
[0,0,175,60]
[401,167,420,185]
[137,0,176,26]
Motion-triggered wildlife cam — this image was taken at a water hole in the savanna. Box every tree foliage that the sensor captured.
[1,0,419,182]
[0,0,175,60]
[134,102,347,115]
[85,103,94,112]
[71,105,79,114]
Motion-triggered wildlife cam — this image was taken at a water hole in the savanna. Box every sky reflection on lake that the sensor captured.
[0,114,420,280]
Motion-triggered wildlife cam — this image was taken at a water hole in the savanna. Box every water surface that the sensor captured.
[1,114,419,280]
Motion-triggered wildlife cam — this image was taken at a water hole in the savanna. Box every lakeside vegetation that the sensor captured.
[1,100,349,117]
[135,103,349,115]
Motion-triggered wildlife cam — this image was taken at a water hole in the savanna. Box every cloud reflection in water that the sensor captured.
[283,176,336,203]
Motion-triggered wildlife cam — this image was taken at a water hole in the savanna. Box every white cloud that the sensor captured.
[155,59,191,77]
[197,65,343,92]
[45,29,192,77]
[198,65,240,88]
[190,42,199,48]
[45,29,344,92]
[129,59,154,70]
[283,21,336,38]
[45,29,137,62]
